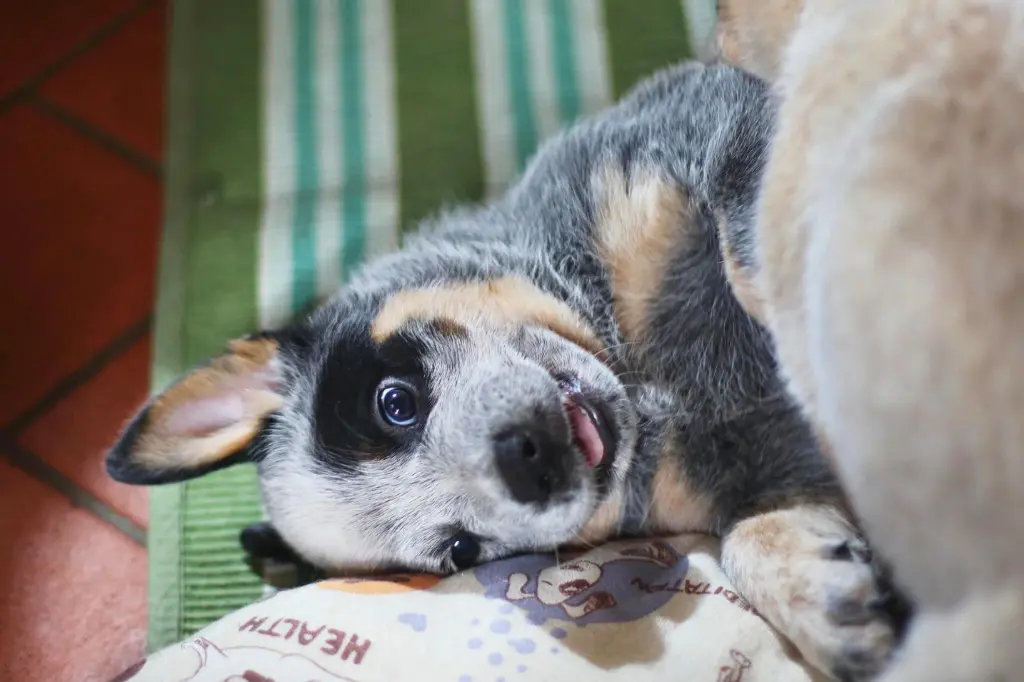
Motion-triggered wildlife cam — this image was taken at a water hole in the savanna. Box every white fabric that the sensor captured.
[126,535,826,682]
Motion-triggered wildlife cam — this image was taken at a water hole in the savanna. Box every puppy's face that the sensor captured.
[106,276,638,575]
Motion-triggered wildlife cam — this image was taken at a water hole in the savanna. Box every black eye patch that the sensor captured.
[311,318,438,468]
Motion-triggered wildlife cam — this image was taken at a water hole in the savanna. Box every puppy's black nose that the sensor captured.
[494,425,569,504]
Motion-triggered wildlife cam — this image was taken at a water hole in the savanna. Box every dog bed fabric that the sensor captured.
[151,0,721,653]
[120,537,825,681]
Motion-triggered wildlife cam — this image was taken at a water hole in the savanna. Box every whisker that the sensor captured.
[597,340,640,354]
[570,533,598,551]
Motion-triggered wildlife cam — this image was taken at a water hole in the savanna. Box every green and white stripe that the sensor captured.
[312,0,344,299]
[259,0,398,329]
[361,0,400,260]
[470,0,614,197]
[259,0,295,329]
[682,0,718,59]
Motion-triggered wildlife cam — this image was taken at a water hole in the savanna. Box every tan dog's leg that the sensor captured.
[718,0,1024,678]
[877,587,1024,682]
[793,0,1024,612]
[721,504,896,680]
[716,0,805,82]
[747,0,1024,679]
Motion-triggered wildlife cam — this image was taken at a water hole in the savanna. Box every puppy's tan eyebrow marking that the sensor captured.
[592,165,695,341]
[371,275,604,355]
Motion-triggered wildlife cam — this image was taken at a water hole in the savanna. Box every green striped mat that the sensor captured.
[150,0,716,651]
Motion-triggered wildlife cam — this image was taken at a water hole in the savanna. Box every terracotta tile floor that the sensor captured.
[0,1,165,680]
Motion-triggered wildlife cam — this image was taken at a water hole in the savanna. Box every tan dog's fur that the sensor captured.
[717,0,1024,679]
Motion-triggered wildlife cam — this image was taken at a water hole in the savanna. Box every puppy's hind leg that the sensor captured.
[720,504,901,681]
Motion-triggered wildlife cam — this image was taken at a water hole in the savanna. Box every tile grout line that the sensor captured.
[2,439,148,547]
[0,0,165,179]
[1,315,153,438]
[0,0,160,114]
[0,0,161,554]
[30,96,163,178]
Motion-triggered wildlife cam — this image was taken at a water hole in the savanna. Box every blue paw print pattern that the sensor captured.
[394,600,556,681]
[454,599,569,681]
[394,541,690,682]
[397,612,427,632]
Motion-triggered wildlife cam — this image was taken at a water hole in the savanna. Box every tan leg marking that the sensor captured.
[876,587,1024,682]
[575,440,714,547]
[574,492,623,547]
[371,276,603,355]
[592,165,694,342]
[645,441,713,536]
[715,214,767,324]
[721,504,896,680]
[715,0,805,81]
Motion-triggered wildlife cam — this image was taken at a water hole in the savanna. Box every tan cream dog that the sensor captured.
[716,0,1024,680]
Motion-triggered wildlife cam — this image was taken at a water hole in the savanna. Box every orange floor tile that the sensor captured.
[0,2,165,680]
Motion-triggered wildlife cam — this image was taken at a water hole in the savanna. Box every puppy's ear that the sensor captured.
[106,335,288,485]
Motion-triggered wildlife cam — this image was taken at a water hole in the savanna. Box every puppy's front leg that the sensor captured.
[721,504,899,681]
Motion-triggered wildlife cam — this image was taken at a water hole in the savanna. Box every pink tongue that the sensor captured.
[567,404,605,468]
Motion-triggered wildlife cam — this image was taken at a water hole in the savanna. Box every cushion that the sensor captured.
[117,536,825,681]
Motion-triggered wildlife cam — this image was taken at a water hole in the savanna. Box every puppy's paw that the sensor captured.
[722,505,903,681]
[801,537,899,680]
[240,522,324,589]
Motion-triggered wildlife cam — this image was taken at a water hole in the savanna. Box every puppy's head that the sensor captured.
[107,275,637,575]
[716,0,805,82]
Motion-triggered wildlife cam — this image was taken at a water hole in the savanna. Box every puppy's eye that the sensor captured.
[448,532,481,571]
[377,384,418,426]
